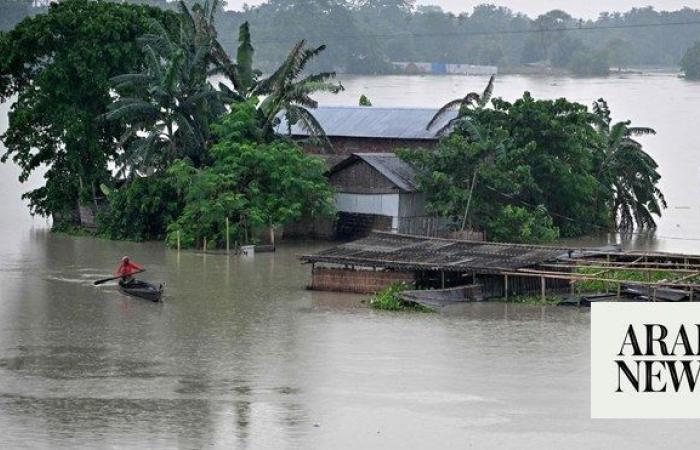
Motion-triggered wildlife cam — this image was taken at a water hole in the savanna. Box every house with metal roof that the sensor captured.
[327,153,442,239]
[275,106,456,154]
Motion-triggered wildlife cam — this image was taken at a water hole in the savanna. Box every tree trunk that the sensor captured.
[461,169,479,231]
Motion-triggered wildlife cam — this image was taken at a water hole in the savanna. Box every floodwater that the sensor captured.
[2,74,700,449]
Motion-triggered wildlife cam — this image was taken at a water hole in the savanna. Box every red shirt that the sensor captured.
[116,260,143,277]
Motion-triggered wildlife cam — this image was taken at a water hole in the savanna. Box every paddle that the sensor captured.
[93,269,145,286]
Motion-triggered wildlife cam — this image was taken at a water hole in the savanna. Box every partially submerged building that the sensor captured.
[275,106,455,154]
[328,153,441,239]
[301,231,572,295]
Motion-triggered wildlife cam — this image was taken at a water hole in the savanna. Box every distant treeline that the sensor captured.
[3,0,700,74]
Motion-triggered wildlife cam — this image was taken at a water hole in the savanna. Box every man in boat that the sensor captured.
[115,256,144,285]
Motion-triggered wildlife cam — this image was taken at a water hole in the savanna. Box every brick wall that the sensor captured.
[311,267,415,294]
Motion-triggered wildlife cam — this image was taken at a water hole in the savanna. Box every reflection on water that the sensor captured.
[2,74,700,448]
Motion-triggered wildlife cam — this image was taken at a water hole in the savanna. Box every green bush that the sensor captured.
[369,283,432,312]
[97,176,183,241]
[487,205,559,244]
[164,101,335,249]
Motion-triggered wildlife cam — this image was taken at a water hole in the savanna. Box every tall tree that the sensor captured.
[218,22,344,145]
[106,0,228,173]
[592,99,665,230]
[255,40,344,141]
[0,0,172,224]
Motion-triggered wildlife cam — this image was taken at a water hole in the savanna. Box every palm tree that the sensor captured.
[106,0,228,174]
[218,27,344,145]
[426,74,495,136]
[255,41,344,143]
[592,99,666,230]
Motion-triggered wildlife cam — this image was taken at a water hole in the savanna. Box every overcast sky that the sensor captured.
[231,1,700,19]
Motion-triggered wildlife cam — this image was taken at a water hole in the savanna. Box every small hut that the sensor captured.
[301,231,573,295]
[328,153,442,239]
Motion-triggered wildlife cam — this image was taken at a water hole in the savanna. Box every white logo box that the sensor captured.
[592,303,700,418]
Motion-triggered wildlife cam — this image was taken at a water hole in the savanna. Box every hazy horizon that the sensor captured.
[230,0,700,19]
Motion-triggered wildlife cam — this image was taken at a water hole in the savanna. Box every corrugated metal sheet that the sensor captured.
[330,153,419,192]
[275,106,456,139]
[300,232,572,274]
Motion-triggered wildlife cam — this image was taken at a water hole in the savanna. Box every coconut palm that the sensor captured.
[592,98,666,230]
[426,74,495,136]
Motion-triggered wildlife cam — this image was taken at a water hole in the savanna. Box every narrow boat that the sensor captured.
[118,279,163,302]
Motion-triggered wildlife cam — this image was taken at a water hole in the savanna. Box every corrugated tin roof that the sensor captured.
[300,232,572,273]
[330,153,419,192]
[275,106,456,139]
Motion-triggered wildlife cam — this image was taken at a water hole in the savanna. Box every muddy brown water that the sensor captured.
[2,74,700,448]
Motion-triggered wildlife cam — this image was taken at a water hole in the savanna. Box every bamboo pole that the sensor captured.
[226,217,230,254]
[203,237,207,252]
[500,270,700,289]
[541,263,700,274]
[541,276,546,303]
[177,230,181,252]
[504,274,509,301]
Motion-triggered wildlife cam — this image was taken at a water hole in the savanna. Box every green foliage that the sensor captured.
[254,39,344,144]
[569,49,610,76]
[0,0,172,223]
[369,283,432,312]
[164,100,335,249]
[488,205,559,244]
[575,267,677,293]
[359,94,372,106]
[592,99,665,230]
[681,41,700,80]
[106,0,229,172]
[403,92,664,243]
[97,176,183,241]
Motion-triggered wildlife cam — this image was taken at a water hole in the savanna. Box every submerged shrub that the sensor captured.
[97,176,183,241]
[369,283,432,312]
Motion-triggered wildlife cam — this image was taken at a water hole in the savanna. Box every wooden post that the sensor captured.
[541,276,546,303]
[441,271,445,289]
[617,282,621,298]
[203,237,207,252]
[226,218,230,253]
[504,274,509,301]
[691,289,694,302]
[652,287,657,302]
[270,224,275,249]
[177,230,181,252]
